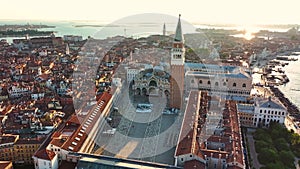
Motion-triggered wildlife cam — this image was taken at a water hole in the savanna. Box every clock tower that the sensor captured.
[170,14,185,109]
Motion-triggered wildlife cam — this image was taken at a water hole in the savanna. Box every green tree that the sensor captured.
[257,148,278,164]
[258,133,273,144]
[274,138,290,151]
[255,140,270,153]
[270,129,280,139]
[279,150,295,168]
[264,162,285,169]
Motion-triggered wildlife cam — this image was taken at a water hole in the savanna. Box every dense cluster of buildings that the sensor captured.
[0,133,46,165]
[0,14,300,169]
[175,91,245,169]
[0,34,84,167]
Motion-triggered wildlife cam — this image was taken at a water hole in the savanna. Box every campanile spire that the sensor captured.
[170,14,185,109]
[174,14,184,42]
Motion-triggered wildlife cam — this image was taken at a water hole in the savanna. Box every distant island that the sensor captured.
[0,24,56,37]
[0,24,55,31]
[74,24,120,28]
[0,29,55,37]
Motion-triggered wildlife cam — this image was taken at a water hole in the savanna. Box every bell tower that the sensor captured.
[170,14,185,109]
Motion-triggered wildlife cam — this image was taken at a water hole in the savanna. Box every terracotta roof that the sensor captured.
[202,150,228,159]
[227,166,244,169]
[0,161,12,169]
[67,115,81,125]
[175,91,202,157]
[49,138,66,148]
[38,74,49,80]
[34,149,56,161]
[175,92,244,168]
[15,137,44,145]
[207,135,230,143]
[183,160,205,169]
[49,125,79,148]
[61,92,112,152]
[0,134,18,145]
[52,131,61,138]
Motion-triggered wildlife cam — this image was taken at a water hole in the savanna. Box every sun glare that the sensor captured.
[244,31,254,40]
[239,26,259,40]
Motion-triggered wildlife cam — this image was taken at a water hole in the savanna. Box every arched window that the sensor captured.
[199,80,202,84]
[215,82,219,86]
[207,81,210,85]
[233,83,236,87]
[223,82,226,86]
[242,83,246,88]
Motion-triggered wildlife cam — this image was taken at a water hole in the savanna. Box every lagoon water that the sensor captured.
[278,57,300,108]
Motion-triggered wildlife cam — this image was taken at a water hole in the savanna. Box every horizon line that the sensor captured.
[0,18,299,27]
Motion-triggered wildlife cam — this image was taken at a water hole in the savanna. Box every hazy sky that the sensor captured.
[1,0,300,24]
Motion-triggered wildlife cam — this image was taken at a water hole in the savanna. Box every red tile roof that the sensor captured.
[175,92,244,168]
[35,149,56,161]
[67,115,81,125]
[0,161,12,169]
[0,134,18,145]
[15,137,45,145]
[55,92,112,152]
[49,138,65,148]
[183,160,205,169]
[227,166,244,169]
[175,91,204,157]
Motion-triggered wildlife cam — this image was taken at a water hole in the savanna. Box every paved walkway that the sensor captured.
[93,85,180,165]
[246,132,262,169]
[295,157,300,169]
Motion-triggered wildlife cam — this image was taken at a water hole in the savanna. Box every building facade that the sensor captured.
[33,149,58,169]
[0,134,42,165]
[132,68,170,96]
[237,104,255,127]
[14,139,43,165]
[0,134,18,162]
[126,68,141,84]
[253,97,287,127]
[185,63,252,98]
[8,86,31,98]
